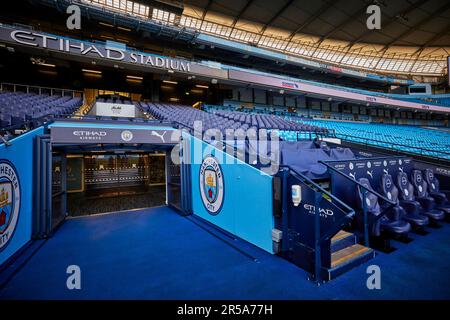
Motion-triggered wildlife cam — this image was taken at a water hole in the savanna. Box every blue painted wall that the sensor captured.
[189,135,274,253]
[0,127,44,265]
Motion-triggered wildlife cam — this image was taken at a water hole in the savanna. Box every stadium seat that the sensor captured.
[423,169,450,215]
[397,172,445,223]
[380,173,429,229]
[411,170,445,215]
[357,178,411,237]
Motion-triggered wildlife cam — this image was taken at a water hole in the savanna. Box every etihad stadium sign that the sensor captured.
[0,26,190,72]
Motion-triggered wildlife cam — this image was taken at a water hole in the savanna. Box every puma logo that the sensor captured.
[367,170,373,179]
[151,131,166,142]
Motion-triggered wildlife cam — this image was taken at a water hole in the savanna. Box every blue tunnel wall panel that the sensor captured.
[0,127,44,265]
[188,135,274,253]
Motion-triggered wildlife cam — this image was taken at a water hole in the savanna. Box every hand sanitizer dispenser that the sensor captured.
[292,185,302,207]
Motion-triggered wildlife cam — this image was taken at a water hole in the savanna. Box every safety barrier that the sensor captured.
[276,165,355,282]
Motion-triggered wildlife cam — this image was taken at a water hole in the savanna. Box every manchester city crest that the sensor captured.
[199,156,224,215]
[121,130,133,142]
[0,160,21,251]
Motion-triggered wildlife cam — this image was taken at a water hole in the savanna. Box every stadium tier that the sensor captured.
[0,91,82,129]
[298,119,450,160]
[2,0,450,302]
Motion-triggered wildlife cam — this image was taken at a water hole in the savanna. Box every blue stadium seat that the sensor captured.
[397,172,445,223]
[380,173,428,228]
[423,169,450,215]
[411,170,445,219]
[357,178,411,237]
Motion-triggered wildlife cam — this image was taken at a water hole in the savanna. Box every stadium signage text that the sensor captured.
[303,204,334,218]
[8,29,190,73]
[51,127,179,145]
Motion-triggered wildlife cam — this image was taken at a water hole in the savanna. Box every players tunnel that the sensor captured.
[32,119,191,237]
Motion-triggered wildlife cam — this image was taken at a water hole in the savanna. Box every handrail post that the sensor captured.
[361,188,369,247]
[314,191,322,284]
[281,168,289,253]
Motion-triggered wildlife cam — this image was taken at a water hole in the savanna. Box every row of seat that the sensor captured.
[0,91,82,129]
[142,102,328,138]
[298,119,450,160]
[357,169,449,238]
[212,110,327,134]
[96,97,133,104]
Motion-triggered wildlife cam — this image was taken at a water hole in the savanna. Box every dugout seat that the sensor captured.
[357,178,411,237]
[397,171,444,223]
[380,173,428,228]
[423,169,450,215]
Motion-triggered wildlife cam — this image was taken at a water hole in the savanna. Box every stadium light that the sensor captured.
[127,75,143,80]
[117,26,132,32]
[162,80,178,85]
[195,84,209,89]
[98,22,114,28]
[82,69,102,74]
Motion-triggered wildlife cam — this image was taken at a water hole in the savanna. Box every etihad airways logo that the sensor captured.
[303,204,334,218]
[8,29,191,73]
[72,130,107,140]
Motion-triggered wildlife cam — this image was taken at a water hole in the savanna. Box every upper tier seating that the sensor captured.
[297,119,450,160]
[0,90,82,129]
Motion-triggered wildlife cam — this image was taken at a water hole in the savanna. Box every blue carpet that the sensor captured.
[1,206,450,299]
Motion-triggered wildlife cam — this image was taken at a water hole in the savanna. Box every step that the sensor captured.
[331,230,356,253]
[322,244,375,281]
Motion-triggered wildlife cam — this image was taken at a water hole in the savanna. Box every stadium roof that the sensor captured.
[83,0,450,77]
[181,0,450,78]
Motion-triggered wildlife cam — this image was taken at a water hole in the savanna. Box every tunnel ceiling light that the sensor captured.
[162,80,178,85]
[117,26,132,32]
[82,69,102,74]
[34,62,56,67]
[100,35,115,40]
[99,22,114,28]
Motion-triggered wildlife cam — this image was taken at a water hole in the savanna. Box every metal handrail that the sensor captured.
[280,164,355,216]
[279,164,356,283]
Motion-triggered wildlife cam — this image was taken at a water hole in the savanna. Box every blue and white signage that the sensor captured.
[199,156,224,215]
[0,160,21,251]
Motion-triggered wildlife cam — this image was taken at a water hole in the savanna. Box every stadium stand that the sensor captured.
[297,119,450,160]
[204,104,450,160]
[144,102,328,138]
[2,0,450,301]
[0,90,82,129]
